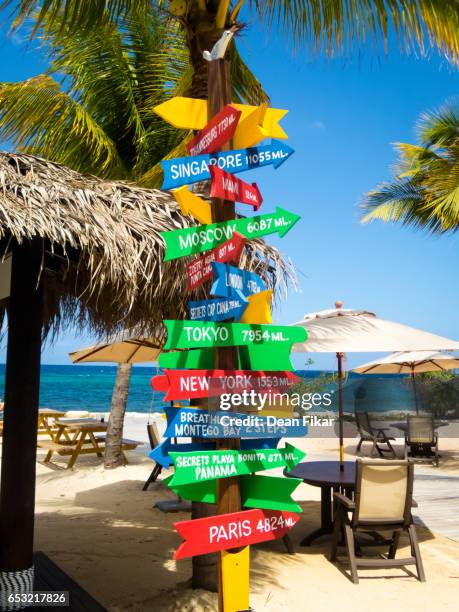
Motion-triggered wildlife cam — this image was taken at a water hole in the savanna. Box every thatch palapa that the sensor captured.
[0,152,294,339]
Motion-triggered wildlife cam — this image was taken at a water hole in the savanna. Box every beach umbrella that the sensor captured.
[353,351,459,413]
[69,331,161,364]
[291,302,459,468]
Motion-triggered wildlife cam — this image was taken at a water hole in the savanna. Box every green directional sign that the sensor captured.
[159,343,297,371]
[164,473,303,513]
[163,320,308,351]
[168,444,305,486]
[161,207,301,261]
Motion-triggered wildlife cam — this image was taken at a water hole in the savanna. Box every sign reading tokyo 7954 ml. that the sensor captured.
[163,320,308,350]
[173,509,300,559]
[210,166,263,210]
[187,104,241,156]
[161,207,301,261]
[161,140,294,190]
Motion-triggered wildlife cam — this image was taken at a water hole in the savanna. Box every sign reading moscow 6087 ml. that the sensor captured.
[163,320,308,350]
[161,207,300,261]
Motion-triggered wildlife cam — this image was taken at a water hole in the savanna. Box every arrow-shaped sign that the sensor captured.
[210,262,265,299]
[159,342,297,371]
[173,186,211,225]
[187,233,245,292]
[188,296,248,322]
[161,207,301,261]
[210,166,263,210]
[153,97,287,140]
[151,369,300,402]
[187,104,241,156]
[164,473,303,513]
[161,140,294,190]
[149,438,280,469]
[173,508,300,560]
[163,407,308,439]
[240,290,272,324]
[163,320,307,350]
[168,444,305,486]
[232,103,269,149]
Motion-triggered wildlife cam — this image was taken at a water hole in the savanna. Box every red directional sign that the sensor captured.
[187,232,245,292]
[174,509,299,559]
[209,166,263,210]
[151,369,301,401]
[187,104,242,157]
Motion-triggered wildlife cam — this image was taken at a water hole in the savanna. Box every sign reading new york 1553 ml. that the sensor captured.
[173,509,300,559]
[163,320,308,350]
[161,207,300,261]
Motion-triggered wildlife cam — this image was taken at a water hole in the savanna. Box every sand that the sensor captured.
[13,414,459,610]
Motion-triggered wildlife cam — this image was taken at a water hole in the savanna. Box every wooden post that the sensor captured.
[335,301,345,470]
[0,239,43,585]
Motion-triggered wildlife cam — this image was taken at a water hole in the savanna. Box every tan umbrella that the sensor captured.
[353,351,459,413]
[69,331,161,364]
[291,303,459,468]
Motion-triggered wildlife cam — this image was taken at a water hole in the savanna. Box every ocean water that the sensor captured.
[0,364,419,414]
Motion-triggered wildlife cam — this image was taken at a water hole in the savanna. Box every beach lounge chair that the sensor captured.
[355,411,396,458]
[143,422,163,491]
[330,458,425,584]
[405,415,439,467]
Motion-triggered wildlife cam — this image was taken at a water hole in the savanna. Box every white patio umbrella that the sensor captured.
[291,303,459,468]
[353,351,459,413]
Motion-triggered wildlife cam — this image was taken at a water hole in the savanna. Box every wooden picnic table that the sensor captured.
[37,408,66,439]
[37,418,142,469]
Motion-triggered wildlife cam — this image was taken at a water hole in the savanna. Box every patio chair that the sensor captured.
[142,422,163,491]
[330,459,425,584]
[405,415,439,467]
[355,411,396,458]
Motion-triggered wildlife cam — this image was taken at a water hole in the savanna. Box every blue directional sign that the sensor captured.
[163,407,308,439]
[161,140,295,190]
[188,295,248,322]
[210,262,265,299]
[149,437,280,469]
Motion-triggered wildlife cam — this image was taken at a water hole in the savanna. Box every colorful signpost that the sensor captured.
[150,438,280,470]
[187,104,241,156]
[188,296,247,322]
[163,320,308,351]
[210,166,263,210]
[210,262,265,299]
[163,407,308,439]
[160,140,294,190]
[164,473,303,513]
[173,509,300,559]
[186,233,245,291]
[151,369,300,402]
[167,444,305,486]
[161,207,301,261]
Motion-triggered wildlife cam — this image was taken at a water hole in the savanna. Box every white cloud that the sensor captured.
[310,120,326,130]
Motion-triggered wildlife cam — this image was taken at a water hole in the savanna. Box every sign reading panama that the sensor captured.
[163,407,309,439]
[161,207,301,261]
[160,140,294,190]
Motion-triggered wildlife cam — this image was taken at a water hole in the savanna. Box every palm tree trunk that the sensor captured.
[104,363,132,469]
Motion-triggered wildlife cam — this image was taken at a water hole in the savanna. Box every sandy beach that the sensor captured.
[20,413,459,611]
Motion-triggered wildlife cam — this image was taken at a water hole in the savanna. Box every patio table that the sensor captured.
[284,460,356,546]
[37,408,66,439]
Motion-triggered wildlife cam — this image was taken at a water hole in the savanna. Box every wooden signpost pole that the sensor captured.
[208,57,248,612]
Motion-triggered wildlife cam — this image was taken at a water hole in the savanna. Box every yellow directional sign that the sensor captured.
[232,103,268,150]
[219,547,250,612]
[240,290,272,324]
[172,186,212,225]
[153,97,288,143]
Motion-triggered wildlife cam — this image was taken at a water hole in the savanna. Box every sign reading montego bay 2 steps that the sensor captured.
[173,509,300,560]
[163,407,308,439]
[163,320,308,350]
[164,473,303,513]
[161,140,294,190]
[161,207,300,262]
[168,444,305,487]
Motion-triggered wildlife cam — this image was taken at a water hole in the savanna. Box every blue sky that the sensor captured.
[0,9,458,369]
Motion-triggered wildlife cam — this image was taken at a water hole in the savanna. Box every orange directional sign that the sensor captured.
[153,97,288,144]
[173,186,211,225]
[240,290,272,324]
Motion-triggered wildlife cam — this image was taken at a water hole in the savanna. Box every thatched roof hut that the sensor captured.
[0,152,294,338]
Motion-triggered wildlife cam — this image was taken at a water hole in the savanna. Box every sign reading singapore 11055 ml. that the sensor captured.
[163,320,308,350]
[173,509,300,559]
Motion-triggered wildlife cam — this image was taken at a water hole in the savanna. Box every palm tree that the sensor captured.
[361,100,459,234]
